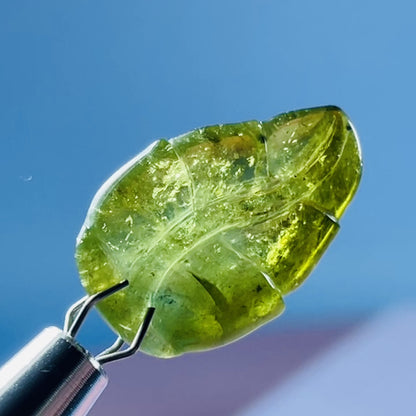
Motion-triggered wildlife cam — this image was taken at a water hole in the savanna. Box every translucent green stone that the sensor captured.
[75,106,362,358]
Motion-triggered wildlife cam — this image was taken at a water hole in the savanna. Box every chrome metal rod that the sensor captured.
[0,327,107,416]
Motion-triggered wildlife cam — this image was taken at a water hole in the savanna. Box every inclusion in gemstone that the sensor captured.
[75,106,362,358]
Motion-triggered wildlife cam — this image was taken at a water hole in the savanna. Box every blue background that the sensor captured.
[0,0,414,363]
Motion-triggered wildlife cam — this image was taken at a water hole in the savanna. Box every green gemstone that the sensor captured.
[75,106,362,358]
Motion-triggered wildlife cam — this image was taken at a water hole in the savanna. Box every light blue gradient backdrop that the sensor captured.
[1,1,414,361]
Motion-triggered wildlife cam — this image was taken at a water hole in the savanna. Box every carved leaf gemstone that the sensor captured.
[75,106,362,358]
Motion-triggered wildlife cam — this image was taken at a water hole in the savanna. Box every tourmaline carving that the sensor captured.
[75,106,362,358]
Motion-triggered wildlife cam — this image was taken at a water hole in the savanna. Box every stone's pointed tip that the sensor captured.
[299,105,348,119]
[292,105,348,119]
[317,105,343,112]
[297,104,341,111]
[321,105,352,123]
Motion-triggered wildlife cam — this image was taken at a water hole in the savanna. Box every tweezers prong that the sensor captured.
[97,307,155,365]
[63,280,153,364]
[96,337,125,359]
[67,280,129,338]
[64,295,88,333]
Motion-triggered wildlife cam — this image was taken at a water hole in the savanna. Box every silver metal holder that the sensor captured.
[0,280,155,416]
